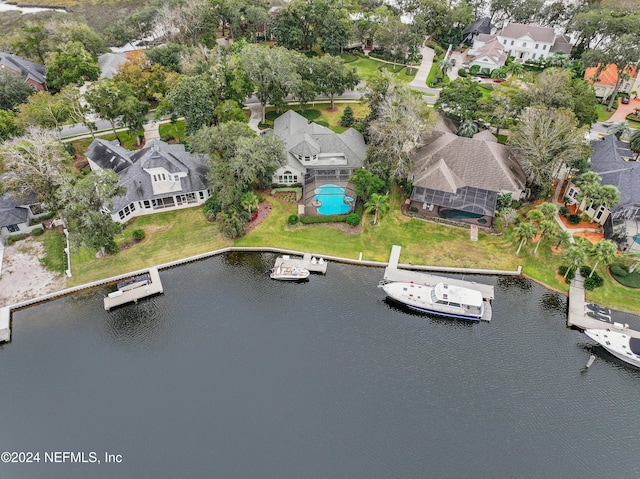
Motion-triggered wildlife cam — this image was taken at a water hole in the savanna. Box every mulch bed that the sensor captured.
[559,204,602,230]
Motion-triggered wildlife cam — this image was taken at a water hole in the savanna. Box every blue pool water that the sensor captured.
[634,235,640,245]
[315,184,353,215]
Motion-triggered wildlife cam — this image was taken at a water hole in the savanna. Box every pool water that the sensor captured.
[315,184,353,215]
[441,209,483,219]
[634,235,640,245]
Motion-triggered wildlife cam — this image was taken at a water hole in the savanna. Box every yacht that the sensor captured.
[585,328,640,368]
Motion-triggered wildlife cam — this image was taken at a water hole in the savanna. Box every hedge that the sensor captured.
[610,264,628,277]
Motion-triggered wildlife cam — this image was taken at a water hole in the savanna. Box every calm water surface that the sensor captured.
[1,253,639,478]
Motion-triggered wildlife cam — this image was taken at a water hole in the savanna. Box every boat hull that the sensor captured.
[585,329,640,368]
[386,296,483,321]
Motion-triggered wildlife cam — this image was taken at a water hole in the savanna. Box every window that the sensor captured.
[119,211,125,220]
[510,40,514,46]
[535,43,539,49]
[278,170,296,183]
[199,191,204,199]
[161,174,166,181]
[595,206,606,221]
[503,39,506,45]
[143,200,151,208]
[174,175,179,181]
[130,202,136,211]
[522,42,527,47]
[153,174,157,181]
[532,53,536,59]
[542,44,547,50]
[7,224,20,233]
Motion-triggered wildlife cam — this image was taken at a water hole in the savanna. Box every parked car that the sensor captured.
[471,77,482,83]
[602,121,613,127]
[493,78,506,83]
[621,96,630,104]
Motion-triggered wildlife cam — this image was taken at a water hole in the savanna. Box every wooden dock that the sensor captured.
[383,245,495,321]
[567,271,640,338]
[273,253,328,275]
[384,246,495,301]
[0,307,10,342]
[103,267,164,311]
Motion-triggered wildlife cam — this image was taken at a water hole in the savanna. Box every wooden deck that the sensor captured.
[274,253,328,275]
[567,271,640,338]
[103,267,164,311]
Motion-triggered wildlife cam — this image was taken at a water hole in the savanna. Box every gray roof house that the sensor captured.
[408,123,526,227]
[0,184,46,241]
[271,110,366,215]
[97,52,128,79]
[85,139,210,223]
[462,17,493,46]
[566,135,640,250]
[0,52,46,91]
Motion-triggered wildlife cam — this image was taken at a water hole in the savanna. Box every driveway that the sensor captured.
[608,97,640,123]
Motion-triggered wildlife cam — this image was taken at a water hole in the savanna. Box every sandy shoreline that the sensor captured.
[0,238,67,307]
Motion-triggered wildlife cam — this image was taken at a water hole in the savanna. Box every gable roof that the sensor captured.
[469,36,507,65]
[590,134,640,211]
[584,64,637,87]
[551,34,572,54]
[0,52,46,86]
[273,110,366,170]
[85,139,210,213]
[97,53,128,79]
[498,23,556,43]
[85,138,134,173]
[0,186,32,228]
[412,129,526,195]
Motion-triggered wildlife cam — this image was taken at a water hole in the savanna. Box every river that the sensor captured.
[0,0,64,14]
[0,253,639,478]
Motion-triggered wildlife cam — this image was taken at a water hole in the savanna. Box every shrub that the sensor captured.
[610,264,628,277]
[205,197,221,214]
[287,214,298,225]
[480,67,491,76]
[584,274,604,290]
[457,68,468,77]
[31,227,44,236]
[7,234,28,245]
[346,213,361,226]
[559,206,570,216]
[558,266,575,282]
[132,229,145,240]
[567,214,581,224]
[469,64,480,75]
[340,106,355,127]
[580,265,592,277]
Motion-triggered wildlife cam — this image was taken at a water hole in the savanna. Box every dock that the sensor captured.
[0,307,10,342]
[383,245,495,321]
[273,253,328,275]
[567,271,640,338]
[103,267,164,311]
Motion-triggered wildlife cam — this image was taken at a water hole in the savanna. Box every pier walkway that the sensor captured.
[103,267,163,311]
[567,270,640,338]
[273,253,328,275]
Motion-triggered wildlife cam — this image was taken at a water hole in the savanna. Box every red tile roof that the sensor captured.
[585,63,637,86]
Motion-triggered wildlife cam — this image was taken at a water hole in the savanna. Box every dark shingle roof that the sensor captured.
[85,139,133,173]
[0,52,46,86]
[0,193,28,228]
[590,134,640,212]
[463,17,492,36]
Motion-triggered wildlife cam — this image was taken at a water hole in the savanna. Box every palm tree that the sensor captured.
[555,229,573,249]
[607,121,631,140]
[588,239,618,277]
[537,202,557,220]
[457,119,478,138]
[514,222,536,254]
[562,243,586,279]
[533,219,558,254]
[241,190,259,214]
[630,129,640,160]
[526,208,544,224]
[364,193,390,226]
[439,58,453,76]
[506,61,524,78]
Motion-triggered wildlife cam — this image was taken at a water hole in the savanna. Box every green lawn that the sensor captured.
[159,120,186,142]
[264,103,369,133]
[596,104,615,122]
[37,229,67,274]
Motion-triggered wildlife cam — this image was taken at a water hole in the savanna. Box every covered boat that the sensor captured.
[585,329,640,368]
[380,281,485,320]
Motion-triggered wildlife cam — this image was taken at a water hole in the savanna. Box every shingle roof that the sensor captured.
[551,34,572,54]
[85,138,133,173]
[85,139,210,213]
[0,52,45,87]
[463,17,492,36]
[412,130,526,194]
[0,193,28,228]
[470,37,508,65]
[590,134,640,212]
[498,23,556,43]
[273,110,366,170]
[97,53,128,79]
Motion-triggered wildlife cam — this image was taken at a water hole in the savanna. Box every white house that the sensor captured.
[467,33,508,71]
[496,23,572,63]
[85,139,211,223]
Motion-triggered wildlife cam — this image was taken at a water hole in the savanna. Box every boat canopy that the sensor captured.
[434,283,483,307]
[630,338,640,355]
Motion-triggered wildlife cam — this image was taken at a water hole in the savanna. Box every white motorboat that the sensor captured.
[269,265,310,281]
[585,328,640,368]
[380,281,485,321]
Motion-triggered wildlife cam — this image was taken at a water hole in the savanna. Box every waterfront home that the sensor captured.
[462,17,492,46]
[0,189,47,242]
[408,122,526,227]
[0,52,46,91]
[85,138,210,223]
[270,110,366,215]
[584,63,639,99]
[565,135,640,251]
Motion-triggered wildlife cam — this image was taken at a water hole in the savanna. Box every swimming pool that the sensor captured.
[314,184,353,215]
[634,234,640,245]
